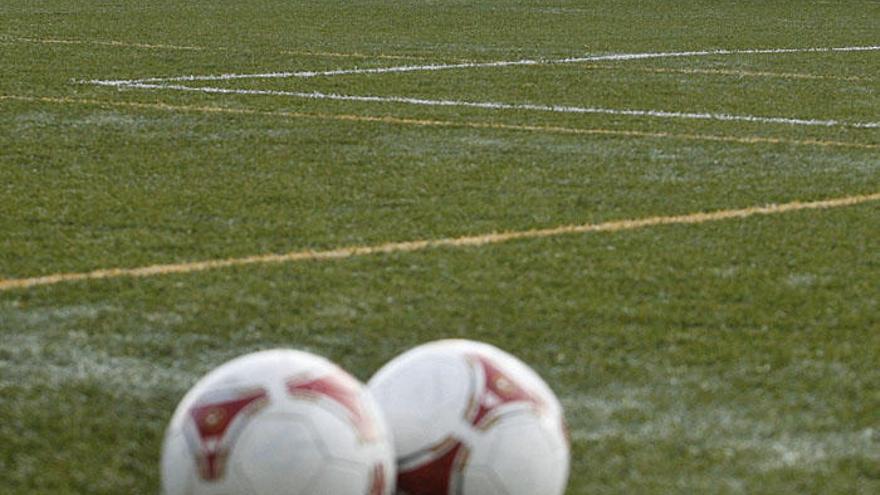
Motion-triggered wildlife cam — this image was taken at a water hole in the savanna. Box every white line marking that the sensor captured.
[111,82,880,129]
[86,44,880,86]
[5,94,877,150]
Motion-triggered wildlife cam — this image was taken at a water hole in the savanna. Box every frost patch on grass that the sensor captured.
[10,111,158,133]
[565,382,880,475]
[0,302,309,400]
[0,302,112,328]
[142,310,186,327]
[74,111,155,129]
[1,302,216,398]
[567,385,649,420]
[0,331,199,398]
[314,301,361,320]
[710,266,740,278]
[785,272,820,288]
[640,166,692,184]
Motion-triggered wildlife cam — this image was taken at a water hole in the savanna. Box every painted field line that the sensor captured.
[277,49,437,61]
[111,83,880,129]
[88,44,880,85]
[581,65,870,82]
[2,95,878,151]
[4,95,878,150]
[3,35,206,51]
[1,192,879,292]
[0,35,431,60]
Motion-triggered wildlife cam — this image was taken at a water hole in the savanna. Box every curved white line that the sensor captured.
[85,44,880,86]
[113,82,880,129]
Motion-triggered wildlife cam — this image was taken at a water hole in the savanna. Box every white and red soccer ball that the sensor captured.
[161,349,395,495]
[368,339,570,495]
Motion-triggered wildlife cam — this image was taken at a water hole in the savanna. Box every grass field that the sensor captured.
[2,1,879,493]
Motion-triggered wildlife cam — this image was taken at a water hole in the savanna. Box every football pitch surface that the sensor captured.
[1,0,879,492]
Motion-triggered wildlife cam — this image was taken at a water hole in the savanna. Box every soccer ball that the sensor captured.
[161,349,396,495]
[367,340,569,495]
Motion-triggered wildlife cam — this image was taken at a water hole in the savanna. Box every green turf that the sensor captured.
[1,1,879,493]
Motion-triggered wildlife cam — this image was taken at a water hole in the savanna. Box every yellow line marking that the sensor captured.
[581,64,869,82]
[2,35,206,51]
[0,35,434,60]
[2,95,878,151]
[1,192,878,291]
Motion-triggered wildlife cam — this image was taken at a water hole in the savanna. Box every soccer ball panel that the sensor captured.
[369,339,569,495]
[232,413,322,495]
[306,459,371,495]
[161,349,395,495]
[368,348,473,457]
[475,414,569,495]
[160,431,195,495]
[461,465,506,495]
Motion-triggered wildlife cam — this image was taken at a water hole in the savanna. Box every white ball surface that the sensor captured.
[161,349,395,495]
[368,339,569,495]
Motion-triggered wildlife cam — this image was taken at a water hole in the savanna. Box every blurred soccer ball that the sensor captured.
[161,349,395,495]
[368,339,569,495]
